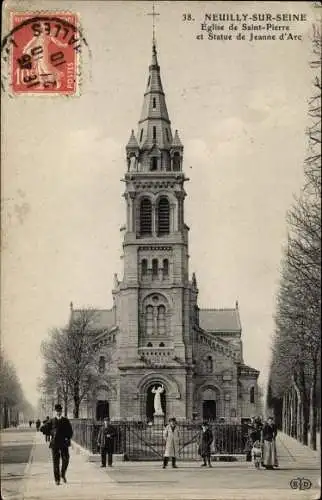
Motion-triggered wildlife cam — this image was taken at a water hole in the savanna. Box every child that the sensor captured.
[251,440,262,469]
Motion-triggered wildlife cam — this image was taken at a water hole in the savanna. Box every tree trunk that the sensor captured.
[73,382,80,418]
[3,401,9,429]
[63,391,68,417]
[292,378,303,443]
[309,361,317,450]
[298,368,310,445]
[282,394,286,433]
[287,391,291,436]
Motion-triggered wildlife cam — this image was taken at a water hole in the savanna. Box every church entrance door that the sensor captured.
[96,400,109,421]
[203,400,216,421]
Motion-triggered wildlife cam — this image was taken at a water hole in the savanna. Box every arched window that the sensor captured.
[157,305,166,335]
[147,342,153,347]
[157,197,170,235]
[206,356,213,373]
[140,198,152,236]
[250,387,255,404]
[98,356,106,374]
[141,259,148,276]
[173,152,181,171]
[159,342,165,347]
[140,129,143,142]
[153,126,156,140]
[152,259,158,278]
[146,306,153,335]
[150,157,158,171]
[163,259,169,278]
[152,97,156,109]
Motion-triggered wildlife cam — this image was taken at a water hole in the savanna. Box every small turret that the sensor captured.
[172,130,183,148]
[126,130,140,171]
[170,130,183,171]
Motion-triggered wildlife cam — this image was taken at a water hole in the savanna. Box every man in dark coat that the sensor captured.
[40,403,73,485]
[198,422,213,467]
[97,417,116,467]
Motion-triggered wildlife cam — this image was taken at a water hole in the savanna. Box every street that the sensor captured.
[1,427,34,500]
[0,427,320,500]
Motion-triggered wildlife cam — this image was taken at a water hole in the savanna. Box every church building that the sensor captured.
[71,41,260,423]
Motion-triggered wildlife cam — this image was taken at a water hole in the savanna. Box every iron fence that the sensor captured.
[70,419,250,460]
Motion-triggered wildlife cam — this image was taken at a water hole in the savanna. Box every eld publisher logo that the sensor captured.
[289,477,312,490]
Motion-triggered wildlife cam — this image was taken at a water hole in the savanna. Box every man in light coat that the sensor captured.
[163,417,180,468]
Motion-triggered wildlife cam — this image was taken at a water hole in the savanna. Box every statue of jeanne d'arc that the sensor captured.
[151,384,165,415]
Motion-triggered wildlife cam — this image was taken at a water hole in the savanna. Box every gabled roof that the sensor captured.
[199,308,241,332]
[238,363,260,377]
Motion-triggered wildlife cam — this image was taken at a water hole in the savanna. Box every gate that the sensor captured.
[124,422,164,460]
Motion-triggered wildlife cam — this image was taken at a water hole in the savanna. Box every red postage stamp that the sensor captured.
[9,13,80,95]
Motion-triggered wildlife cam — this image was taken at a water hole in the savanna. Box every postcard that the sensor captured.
[1,1,320,499]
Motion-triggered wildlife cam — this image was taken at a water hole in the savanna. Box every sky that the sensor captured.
[1,0,317,407]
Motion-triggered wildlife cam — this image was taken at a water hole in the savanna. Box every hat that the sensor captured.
[54,403,62,411]
[169,417,176,423]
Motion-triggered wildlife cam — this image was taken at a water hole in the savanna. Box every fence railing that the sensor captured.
[70,419,251,460]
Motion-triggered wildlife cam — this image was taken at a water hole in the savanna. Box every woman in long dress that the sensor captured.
[261,417,278,469]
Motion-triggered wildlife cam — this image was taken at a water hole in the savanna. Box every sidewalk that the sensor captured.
[277,432,320,467]
[12,431,321,500]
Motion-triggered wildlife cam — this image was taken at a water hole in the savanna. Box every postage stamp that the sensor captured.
[6,13,81,95]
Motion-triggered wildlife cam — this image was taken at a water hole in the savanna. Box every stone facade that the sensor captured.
[72,43,260,423]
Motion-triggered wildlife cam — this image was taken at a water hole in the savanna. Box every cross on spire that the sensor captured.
[147,1,160,46]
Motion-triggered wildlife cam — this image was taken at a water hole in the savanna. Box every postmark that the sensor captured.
[1,12,89,95]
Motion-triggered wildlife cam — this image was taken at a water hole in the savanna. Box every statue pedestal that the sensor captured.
[153,414,165,427]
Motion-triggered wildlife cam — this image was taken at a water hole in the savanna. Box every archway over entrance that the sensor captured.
[96,400,109,421]
[146,383,166,422]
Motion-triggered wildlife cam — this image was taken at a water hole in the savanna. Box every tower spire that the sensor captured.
[125,8,184,174]
[147,2,160,48]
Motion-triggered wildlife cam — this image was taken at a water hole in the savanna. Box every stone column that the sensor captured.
[152,202,156,236]
[170,203,176,232]
[128,193,135,232]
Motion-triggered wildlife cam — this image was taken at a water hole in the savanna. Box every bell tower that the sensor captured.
[113,40,195,420]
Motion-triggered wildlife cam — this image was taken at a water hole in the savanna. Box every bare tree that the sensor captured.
[41,310,101,418]
[0,350,32,427]
[268,21,321,449]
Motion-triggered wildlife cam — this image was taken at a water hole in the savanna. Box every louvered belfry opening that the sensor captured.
[157,197,170,235]
[140,198,152,235]
[141,259,148,276]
